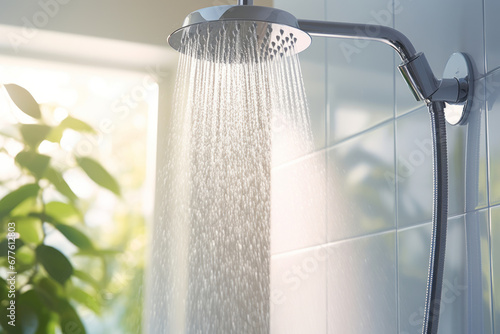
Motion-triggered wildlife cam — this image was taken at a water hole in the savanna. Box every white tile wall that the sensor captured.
[396,107,434,227]
[484,0,500,73]
[270,246,327,334]
[398,212,492,334]
[396,85,488,229]
[327,121,395,241]
[270,0,498,332]
[490,206,500,331]
[271,152,326,254]
[487,70,500,205]
[326,0,394,145]
[326,231,397,334]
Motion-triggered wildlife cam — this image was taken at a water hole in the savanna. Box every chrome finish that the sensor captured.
[297,19,417,61]
[168,6,474,126]
[430,78,462,103]
[398,53,439,101]
[440,53,473,125]
[168,5,312,61]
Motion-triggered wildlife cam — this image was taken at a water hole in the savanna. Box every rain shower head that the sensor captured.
[167,5,312,62]
[168,2,473,124]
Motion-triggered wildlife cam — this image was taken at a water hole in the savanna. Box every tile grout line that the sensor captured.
[483,0,488,75]
[488,208,495,334]
[271,208,490,260]
[483,0,495,328]
[392,0,400,331]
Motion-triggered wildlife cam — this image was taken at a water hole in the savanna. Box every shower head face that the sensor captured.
[168,5,311,63]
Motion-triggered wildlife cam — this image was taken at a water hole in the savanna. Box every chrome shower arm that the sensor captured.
[298,19,469,107]
[237,0,253,5]
[297,19,417,61]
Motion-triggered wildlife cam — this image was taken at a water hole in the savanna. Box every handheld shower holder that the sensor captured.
[398,52,473,125]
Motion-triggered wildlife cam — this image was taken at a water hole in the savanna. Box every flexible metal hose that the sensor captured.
[422,101,448,334]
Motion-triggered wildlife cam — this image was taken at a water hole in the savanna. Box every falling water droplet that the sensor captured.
[161,21,314,333]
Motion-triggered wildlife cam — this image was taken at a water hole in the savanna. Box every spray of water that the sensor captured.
[150,21,314,333]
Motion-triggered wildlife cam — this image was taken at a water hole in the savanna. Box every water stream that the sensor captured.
[153,21,314,333]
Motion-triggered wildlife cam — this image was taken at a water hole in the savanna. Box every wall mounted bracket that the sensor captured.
[440,53,474,125]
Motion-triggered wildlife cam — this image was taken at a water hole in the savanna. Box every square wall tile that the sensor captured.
[447,79,488,215]
[271,246,327,334]
[327,231,397,333]
[485,0,500,73]
[395,0,485,116]
[462,78,489,212]
[469,210,494,334]
[271,151,326,254]
[490,206,500,330]
[398,222,432,334]
[327,121,395,242]
[398,212,492,334]
[433,215,467,334]
[274,0,327,150]
[327,0,394,145]
[396,108,433,227]
[487,70,500,205]
[396,91,487,228]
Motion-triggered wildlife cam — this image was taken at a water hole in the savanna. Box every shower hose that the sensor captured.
[422,101,448,334]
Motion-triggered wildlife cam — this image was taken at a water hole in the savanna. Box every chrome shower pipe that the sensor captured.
[237,0,253,5]
[297,20,467,105]
[298,20,417,61]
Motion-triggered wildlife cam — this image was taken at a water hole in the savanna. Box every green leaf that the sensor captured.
[4,83,41,119]
[36,277,64,311]
[47,116,95,143]
[15,150,51,179]
[68,286,100,314]
[61,116,95,133]
[0,183,39,217]
[0,279,21,333]
[44,168,77,202]
[45,201,81,225]
[19,124,52,148]
[0,277,6,298]
[16,245,35,265]
[0,238,24,257]
[74,248,120,257]
[58,300,86,334]
[10,196,39,217]
[36,277,86,333]
[76,157,120,196]
[17,289,52,334]
[73,270,101,291]
[54,224,93,250]
[35,245,73,285]
[14,216,43,244]
[29,277,62,334]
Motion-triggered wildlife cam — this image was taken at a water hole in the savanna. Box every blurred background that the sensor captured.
[1,0,500,333]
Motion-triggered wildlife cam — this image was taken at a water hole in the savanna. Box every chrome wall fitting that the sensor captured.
[440,53,474,125]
